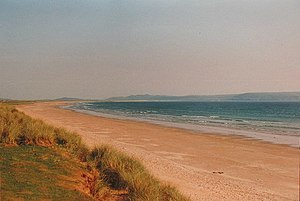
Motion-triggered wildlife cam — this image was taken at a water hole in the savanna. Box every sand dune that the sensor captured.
[17,102,299,201]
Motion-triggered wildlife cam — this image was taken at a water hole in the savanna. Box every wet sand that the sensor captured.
[17,102,299,201]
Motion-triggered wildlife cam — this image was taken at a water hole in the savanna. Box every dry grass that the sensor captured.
[0,104,88,156]
[0,103,190,201]
[89,145,188,201]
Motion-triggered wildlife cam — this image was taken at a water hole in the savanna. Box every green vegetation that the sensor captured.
[89,145,187,201]
[0,104,189,201]
[0,146,92,201]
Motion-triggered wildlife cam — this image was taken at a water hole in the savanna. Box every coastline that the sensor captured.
[17,102,299,201]
[64,105,300,148]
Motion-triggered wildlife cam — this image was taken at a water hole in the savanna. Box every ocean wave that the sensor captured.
[209,115,220,119]
[71,101,300,136]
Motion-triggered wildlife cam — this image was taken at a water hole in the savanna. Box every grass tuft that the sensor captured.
[88,145,189,200]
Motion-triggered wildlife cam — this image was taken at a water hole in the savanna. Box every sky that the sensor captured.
[1,0,299,100]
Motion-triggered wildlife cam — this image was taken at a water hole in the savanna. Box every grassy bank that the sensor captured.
[0,146,93,200]
[0,103,189,201]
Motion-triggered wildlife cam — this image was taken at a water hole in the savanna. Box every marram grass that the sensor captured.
[0,104,189,201]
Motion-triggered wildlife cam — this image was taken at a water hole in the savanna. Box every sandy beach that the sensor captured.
[17,102,299,201]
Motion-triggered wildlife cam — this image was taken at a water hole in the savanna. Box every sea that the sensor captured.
[66,101,300,147]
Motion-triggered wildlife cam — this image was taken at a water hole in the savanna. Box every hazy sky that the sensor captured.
[1,0,299,99]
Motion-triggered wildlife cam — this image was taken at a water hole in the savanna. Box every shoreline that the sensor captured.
[17,102,299,201]
[63,105,299,148]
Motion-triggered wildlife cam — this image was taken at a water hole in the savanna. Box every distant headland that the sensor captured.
[106,92,300,102]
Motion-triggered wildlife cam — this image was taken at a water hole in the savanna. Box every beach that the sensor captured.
[17,102,299,201]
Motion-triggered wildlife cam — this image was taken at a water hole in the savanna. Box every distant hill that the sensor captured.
[106,92,300,102]
[54,97,83,101]
[0,98,11,102]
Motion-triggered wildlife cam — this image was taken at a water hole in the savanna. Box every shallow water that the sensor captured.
[67,101,300,146]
